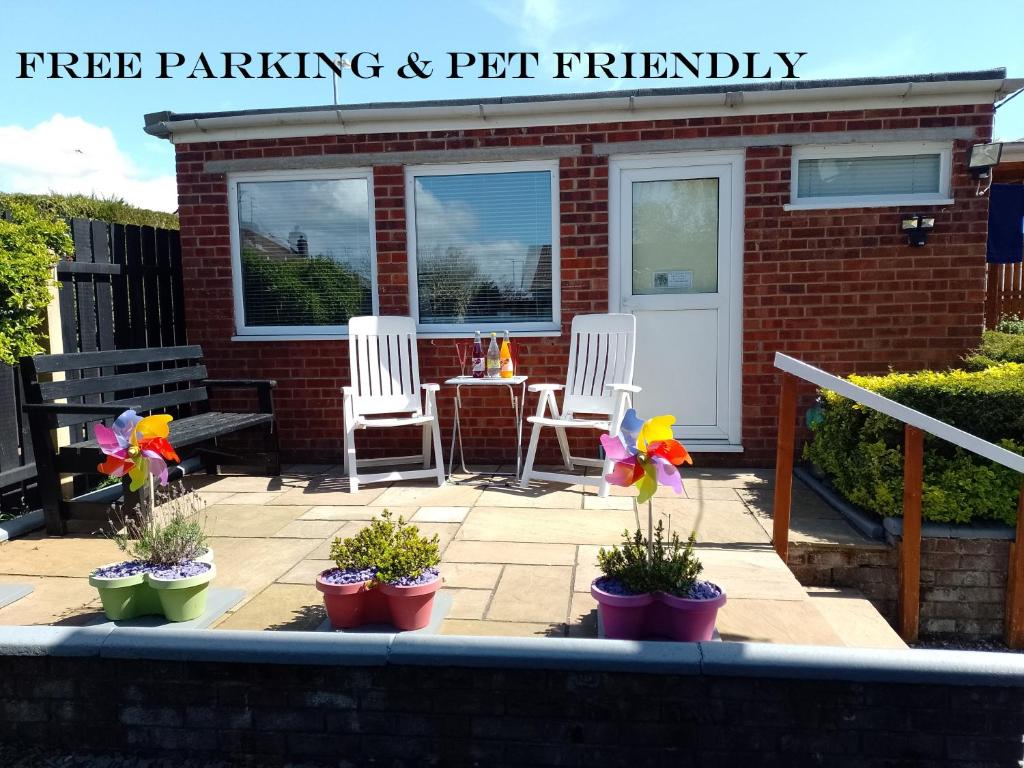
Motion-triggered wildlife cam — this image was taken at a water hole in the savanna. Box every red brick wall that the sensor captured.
[174,103,993,465]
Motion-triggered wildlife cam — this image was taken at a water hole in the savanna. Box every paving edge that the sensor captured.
[792,466,885,542]
[0,624,1021,686]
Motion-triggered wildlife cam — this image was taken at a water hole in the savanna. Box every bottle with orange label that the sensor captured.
[500,331,513,378]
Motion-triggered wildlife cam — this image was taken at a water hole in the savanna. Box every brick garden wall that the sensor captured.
[789,535,1011,640]
[2,652,1023,766]
[174,104,993,464]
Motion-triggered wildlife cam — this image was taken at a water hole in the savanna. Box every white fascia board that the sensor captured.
[160,78,1024,145]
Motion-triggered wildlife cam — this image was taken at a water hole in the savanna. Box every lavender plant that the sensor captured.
[109,485,208,566]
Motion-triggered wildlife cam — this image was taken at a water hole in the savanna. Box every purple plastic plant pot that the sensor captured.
[377,575,441,631]
[656,587,727,642]
[590,580,655,640]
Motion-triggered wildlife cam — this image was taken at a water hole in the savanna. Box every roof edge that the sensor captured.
[144,69,1020,143]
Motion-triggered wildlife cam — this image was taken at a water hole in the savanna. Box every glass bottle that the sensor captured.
[471,331,485,378]
[500,331,513,378]
[486,332,501,378]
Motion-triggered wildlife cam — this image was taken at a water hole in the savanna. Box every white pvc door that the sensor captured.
[611,153,742,447]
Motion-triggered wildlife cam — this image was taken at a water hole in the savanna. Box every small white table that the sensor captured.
[444,375,528,482]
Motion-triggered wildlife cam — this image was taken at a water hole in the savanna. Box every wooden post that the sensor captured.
[772,373,798,563]
[1004,478,1024,648]
[898,425,924,643]
[985,263,1000,329]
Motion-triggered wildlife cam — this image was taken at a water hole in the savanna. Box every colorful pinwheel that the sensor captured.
[94,410,180,492]
[600,409,692,504]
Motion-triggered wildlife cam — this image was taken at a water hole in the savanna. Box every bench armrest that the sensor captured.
[528,383,564,393]
[606,383,641,394]
[202,379,277,389]
[22,402,141,415]
[202,379,276,414]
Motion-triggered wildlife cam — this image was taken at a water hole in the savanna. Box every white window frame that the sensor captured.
[405,160,561,334]
[227,168,379,339]
[785,141,954,211]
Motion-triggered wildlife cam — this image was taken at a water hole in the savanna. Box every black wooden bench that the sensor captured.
[20,345,280,535]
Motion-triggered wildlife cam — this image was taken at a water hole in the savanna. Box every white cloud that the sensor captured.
[0,114,177,212]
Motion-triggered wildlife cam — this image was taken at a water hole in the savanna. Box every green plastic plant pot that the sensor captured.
[146,563,216,622]
[89,566,160,621]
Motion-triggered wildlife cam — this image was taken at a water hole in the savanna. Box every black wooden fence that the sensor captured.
[0,219,184,518]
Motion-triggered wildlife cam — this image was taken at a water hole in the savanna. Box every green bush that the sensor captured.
[598,521,703,597]
[995,314,1024,335]
[0,201,71,364]
[241,251,370,326]
[329,510,440,584]
[805,364,1024,526]
[0,192,178,229]
[964,331,1024,370]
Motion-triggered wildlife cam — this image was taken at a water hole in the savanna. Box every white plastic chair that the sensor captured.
[342,316,444,492]
[519,313,639,497]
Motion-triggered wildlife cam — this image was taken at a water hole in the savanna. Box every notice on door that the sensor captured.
[653,270,694,291]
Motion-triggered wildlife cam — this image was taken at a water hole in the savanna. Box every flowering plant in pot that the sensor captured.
[317,510,440,630]
[87,410,215,622]
[591,409,726,641]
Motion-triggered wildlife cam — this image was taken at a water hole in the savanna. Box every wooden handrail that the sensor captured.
[772,353,1024,648]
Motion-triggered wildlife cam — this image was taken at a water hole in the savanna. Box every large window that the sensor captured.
[228,170,377,337]
[789,142,952,209]
[406,161,559,332]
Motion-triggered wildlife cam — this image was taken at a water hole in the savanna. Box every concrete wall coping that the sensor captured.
[1,625,1022,687]
[882,515,1015,541]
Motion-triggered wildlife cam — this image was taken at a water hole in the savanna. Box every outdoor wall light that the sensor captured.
[967,142,1003,179]
[901,214,935,247]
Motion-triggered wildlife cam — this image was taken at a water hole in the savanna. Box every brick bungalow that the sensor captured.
[144,68,1022,466]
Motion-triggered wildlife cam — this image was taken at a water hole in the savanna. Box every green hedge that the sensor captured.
[804,364,1024,526]
[0,193,178,230]
[964,331,1024,370]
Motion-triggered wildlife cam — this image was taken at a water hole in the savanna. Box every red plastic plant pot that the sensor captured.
[315,573,380,629]
[377,575,441,631]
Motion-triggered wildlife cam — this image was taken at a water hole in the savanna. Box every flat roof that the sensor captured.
[145,68,1023,143]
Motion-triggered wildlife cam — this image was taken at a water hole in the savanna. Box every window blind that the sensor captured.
[235,177,374,329]
[412,170,554,327]
[796,153,942,200]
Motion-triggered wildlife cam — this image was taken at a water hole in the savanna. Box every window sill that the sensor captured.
[685,442,744,453]
[231,330,563,342]
[783,198,954,211]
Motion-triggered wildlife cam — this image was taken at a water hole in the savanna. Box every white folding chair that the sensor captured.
[519,313,639,497]
[342,316,444,492]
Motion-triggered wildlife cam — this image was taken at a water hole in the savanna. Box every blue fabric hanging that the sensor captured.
[987,183,1024,264]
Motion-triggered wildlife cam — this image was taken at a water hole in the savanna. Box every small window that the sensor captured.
[406,161,560,332]
[789,143,952,209]
[228,170,377,337]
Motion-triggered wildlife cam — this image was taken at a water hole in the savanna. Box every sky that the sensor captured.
[0,0,1022,213]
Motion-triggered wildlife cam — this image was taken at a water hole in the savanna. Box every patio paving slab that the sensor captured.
[487,564,572,623]
[458,507,638,545]
[372,482,483,508]
[219,491,285,506]
[445,587,492,620]
[694,546,809,601]
[195,475,307,493]
[806,587,906,649]
[0,583,33,610]
[298,506,413,521]
[567,591,598,638]
[716,598,845,645]
[271,520,347,540]
[0,534,123,578]
[204,504,305,538]
[439,562,503,590]
[440,619,563,637]
[278,559,335,584]
[215,583,324,631]
[651,498,771,546]
[0,576,99,625]
[444,540,576,566]
[202,536,321,609]
[274,478,389,506]
[412,506,471,523]
[574,546,603,593]
[475,486,586,509]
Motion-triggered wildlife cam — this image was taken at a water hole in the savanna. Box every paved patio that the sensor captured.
[0,465,903,648]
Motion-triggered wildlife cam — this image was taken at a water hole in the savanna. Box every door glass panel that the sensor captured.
[631,178,719,295]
